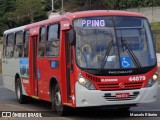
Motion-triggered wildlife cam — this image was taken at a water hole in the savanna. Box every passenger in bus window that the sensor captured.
[46,40,59,56]
[52,40,59,56]
[82,44,92,61]
[38,47,44,57]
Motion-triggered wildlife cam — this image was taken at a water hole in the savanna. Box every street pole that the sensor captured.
[62,0,63,14]
[52,0,54,10]
[51,0,63,13]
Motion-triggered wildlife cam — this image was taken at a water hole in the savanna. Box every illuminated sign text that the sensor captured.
[82,20,105,27]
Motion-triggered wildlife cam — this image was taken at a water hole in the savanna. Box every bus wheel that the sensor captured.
[15,78,29,104]
[52,84,68,116]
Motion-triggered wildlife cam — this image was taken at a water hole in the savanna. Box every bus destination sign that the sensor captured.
[82,20,105,28]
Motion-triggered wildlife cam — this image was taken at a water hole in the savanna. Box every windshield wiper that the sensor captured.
[99,40,113,72]
[121,37,141,68]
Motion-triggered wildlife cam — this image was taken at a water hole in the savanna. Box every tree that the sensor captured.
[10,0,47,23]
[0,0,16,35]
[41,0,61,11]
[0,0,47,35]
[101,0,115,9]
[123,0,144,8]
[3,0,47,28]
[0,0,16,16]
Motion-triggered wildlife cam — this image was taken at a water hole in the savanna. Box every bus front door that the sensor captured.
[65,31,74,103]
[30,35,38,97]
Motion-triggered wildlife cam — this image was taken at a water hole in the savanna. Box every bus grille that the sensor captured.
[84,73,143,90]
[104,92,139,101]
[85,73,101,82]
[98,82,143,91]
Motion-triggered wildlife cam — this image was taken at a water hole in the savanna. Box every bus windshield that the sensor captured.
[74,16,156,69]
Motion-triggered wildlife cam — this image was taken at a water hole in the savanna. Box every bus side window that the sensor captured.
[14,31,23,58]
[24,31,29,57]
[38,27,46,57]
[6,33,14,58]
[3,34,7,58]
[46,24,60,57]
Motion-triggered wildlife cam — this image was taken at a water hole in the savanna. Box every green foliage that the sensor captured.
[45,0,160,11]
[41,0,51,11]
[101,0,115,9]
[0,0,47,35]
[0,0,16,16]
[13,0,47,23]
[151,22,160,32]
[0,0,16,35]
[41,0,61,11]
[127,0,138,8]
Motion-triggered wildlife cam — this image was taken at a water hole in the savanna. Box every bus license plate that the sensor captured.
[116,93,129,98]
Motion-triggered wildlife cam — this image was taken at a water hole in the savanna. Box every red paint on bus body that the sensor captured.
[19,10,156,108]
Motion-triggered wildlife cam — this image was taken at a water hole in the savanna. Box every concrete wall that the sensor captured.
[127,7,160,23]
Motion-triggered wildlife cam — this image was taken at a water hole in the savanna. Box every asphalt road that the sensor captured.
[0,76,160,120]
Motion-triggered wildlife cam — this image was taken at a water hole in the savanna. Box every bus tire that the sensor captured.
[52,83,68,116]
[15,78,29,104]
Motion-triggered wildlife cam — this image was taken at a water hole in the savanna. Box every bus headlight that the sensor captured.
[146,74,158,87]
[78,74,96,90]
[79,77,86,84]
[152,74,158,80]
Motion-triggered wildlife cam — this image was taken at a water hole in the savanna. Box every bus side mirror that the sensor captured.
[69,29,75,45]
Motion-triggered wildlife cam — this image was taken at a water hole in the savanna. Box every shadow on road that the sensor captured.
[25,99,131,118]
[65,108,131,118]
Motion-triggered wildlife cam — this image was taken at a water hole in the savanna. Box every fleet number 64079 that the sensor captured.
[129,76,146,82]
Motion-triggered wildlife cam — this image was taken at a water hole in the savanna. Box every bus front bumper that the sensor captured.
[75,81,159,107]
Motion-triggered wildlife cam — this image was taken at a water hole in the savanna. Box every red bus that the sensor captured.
[2,10,159,115]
